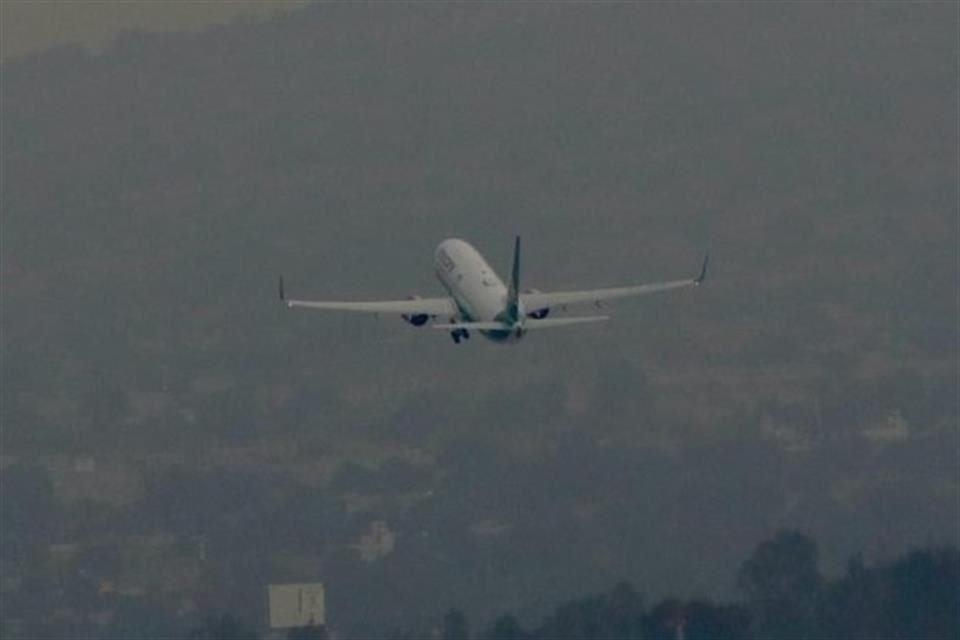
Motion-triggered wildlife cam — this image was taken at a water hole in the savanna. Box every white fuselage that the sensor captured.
[434,238,523,341]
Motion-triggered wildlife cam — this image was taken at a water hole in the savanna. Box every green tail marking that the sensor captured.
[507,235,521,323]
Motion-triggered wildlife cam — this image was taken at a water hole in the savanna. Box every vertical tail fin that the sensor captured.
[507,236,521,322]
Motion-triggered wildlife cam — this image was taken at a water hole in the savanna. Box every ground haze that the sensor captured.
[1,3,957,638]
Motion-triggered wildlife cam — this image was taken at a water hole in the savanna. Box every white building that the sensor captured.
[268,582,325,629]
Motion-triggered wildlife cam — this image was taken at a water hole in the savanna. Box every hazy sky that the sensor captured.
[0,0,310,61]
[2,3,955,634]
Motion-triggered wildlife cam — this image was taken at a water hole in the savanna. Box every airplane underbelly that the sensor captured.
[434,239,510,334]
[460,282,505,322]
[437,271,497,321]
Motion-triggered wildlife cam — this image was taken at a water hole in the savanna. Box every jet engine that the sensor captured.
[524,288,550,319]
[402,296,431,327]
[403,313,430,326]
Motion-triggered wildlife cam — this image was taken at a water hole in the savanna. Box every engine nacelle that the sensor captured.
[403,313,430,326]
[523,288,549,319]
[402,295,431,327]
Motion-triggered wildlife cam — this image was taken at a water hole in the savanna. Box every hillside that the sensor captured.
[1,3,957,637]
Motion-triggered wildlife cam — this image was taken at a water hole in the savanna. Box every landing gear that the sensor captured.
[450,328,470,344]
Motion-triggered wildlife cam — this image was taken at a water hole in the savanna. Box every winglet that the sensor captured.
[279,275,286,301]
[511,236,521,296]
[695,254,709,285]
[507,235,521,321]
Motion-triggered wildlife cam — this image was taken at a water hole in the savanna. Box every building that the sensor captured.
[267,582,325,629]
[354,520,395,563]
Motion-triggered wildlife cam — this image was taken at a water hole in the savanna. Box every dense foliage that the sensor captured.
[422,534,960,640]
[173,535,960,639]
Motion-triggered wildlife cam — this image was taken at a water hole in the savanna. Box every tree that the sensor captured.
[443,608,470,640]
[187,614,259,640]
[100,599,182,640]
[885,547,960,640]
[484,614,527,640]
[643,598,686,640]
[817,553,887,639]
[682,600,750,640]
[604,581,645,640]
[526,582,645,640]
[287,622,330,640]
[737,530,822,639]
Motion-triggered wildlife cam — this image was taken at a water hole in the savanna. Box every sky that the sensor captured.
[1,2,956,636]
[0,0,309,61]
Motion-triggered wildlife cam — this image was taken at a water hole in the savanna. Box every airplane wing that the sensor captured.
[521,254,708,310]
[279,277,458,316]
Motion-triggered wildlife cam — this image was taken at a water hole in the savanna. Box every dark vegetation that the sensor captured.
[11,524,959,639]
[462,535,959,640]
[1,3,957,639]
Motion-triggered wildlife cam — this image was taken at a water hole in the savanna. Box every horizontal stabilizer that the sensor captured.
[432,316,609,331]
[524,316,609,329]
[432,321,511,331]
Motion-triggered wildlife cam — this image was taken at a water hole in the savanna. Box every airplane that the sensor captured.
[279,237,708,344]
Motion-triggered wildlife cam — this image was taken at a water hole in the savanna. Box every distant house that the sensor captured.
[267,582,325,629]
[353,520,395,563]
[47,455,143,507]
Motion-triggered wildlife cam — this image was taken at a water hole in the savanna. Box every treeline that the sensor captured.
[401,532,958,640]
[5,525,956,639]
